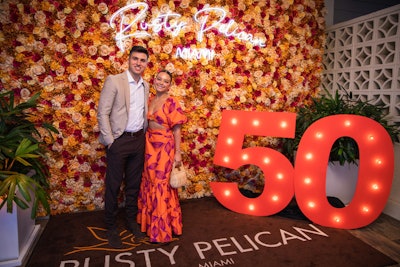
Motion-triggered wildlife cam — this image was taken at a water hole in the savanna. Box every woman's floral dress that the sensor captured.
[137,96,187,243]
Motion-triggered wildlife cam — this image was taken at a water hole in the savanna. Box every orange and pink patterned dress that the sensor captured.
[137,96,187,243]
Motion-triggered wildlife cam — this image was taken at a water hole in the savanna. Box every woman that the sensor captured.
[137,70,187,243]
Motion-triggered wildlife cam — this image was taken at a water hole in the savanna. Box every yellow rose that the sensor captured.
[91,13,100,23]
[67,136,79,147]
[64,7,73,14]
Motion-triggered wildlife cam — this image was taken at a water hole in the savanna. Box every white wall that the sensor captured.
[383,143,400,220]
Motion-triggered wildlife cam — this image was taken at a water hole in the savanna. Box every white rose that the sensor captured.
[87,62,97,72]
[68,73,79,83]
[72,112,83,123]
[76,19,86,31]
[100,22,109,33]
[96,70,105,80]
[57,11,66,20]
[55,43,68,53]
[32,64,46,76]
[43,75,54,86]
[99,44,110,57]
[97,3,109,14]
[34,11,46,25]
[88,45,98,56]
[163,43,173,54]
[20,88,31,99]
[56,66,65,76]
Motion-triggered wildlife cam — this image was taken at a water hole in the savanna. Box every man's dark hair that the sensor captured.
[129,45,149,59]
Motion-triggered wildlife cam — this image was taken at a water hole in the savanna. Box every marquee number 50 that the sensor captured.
[211,110,394,229]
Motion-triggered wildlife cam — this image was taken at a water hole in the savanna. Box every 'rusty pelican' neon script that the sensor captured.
[109,2,266,60]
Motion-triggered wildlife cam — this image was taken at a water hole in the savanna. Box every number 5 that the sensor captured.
[211,110,296,216]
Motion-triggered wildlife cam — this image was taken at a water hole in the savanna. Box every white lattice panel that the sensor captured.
[322,4,400,127]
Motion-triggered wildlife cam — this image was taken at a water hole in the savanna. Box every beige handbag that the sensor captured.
[170,163,187,188]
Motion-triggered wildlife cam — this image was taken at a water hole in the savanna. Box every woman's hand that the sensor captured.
[174,151,182,167]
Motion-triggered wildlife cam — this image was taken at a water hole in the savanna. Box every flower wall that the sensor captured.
[0,0,326,214]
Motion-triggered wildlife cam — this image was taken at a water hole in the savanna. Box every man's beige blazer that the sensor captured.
[97,71,150,146]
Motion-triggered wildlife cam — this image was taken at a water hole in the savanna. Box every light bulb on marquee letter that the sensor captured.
[211,110,296,216]
[294,115,394,229]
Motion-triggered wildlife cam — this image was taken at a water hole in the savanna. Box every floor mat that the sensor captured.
[26,197,397,267]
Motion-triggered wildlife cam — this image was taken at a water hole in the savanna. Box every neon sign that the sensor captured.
[193,7,265,47]
[109,2,266,60]
[175,47,216,61]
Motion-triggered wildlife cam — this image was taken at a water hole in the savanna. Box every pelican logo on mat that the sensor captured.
[60,226,184,266]
[64,226,176,255]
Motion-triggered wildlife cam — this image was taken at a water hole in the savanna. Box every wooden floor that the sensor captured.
[348,213,400,266]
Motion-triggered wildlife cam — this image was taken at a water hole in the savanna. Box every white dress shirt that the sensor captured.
[125,71,145,132]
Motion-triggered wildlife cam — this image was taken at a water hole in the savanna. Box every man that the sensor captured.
[97,45,149,248]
